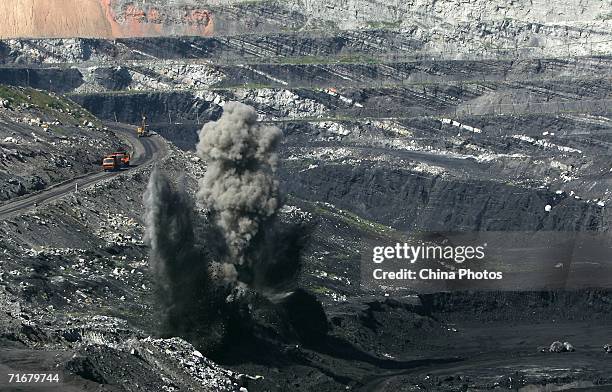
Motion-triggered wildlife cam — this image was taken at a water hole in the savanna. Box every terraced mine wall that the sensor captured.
[281,164,604,232]
[0,68,83,93]
[71,91,219,124]
[60,85,612,234]
[1,0,611,39]
[69,91,214,150]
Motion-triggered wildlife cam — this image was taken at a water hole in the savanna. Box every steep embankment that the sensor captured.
[0,0,115,38]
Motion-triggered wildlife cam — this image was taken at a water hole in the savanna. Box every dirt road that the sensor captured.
[0,122,165,219]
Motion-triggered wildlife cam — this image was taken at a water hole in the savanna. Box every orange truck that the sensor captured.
[112,151,130,167]
[102,155,120,171]
[102,149,131,171]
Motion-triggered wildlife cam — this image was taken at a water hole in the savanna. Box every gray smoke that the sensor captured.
[196,102,283,270]
[143,167,195,282]
[144,103,327,350]
[143,167,220,347]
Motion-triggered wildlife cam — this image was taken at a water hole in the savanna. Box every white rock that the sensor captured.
[549,341,564,352]
[544,205,552,212]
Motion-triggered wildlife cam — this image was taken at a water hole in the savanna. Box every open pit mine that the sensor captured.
[1,0,612,391]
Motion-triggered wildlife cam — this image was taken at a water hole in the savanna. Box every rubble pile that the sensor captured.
[548,341,576,353]
[131,337,243,391]
[95,213,142,246]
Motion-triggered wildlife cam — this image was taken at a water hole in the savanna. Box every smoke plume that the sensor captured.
[196,101,283,273]
[144,168,195,281]
[143,167,222,347]
[144,102,327,351]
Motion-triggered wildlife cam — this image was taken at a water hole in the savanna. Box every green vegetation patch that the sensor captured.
[291,195,394,237]
[318,204,393,236]
[0,84,100,126]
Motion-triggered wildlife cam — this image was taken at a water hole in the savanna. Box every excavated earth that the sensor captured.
[2,1,612,391]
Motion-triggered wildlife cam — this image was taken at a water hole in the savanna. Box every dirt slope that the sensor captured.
[0,0,114,38]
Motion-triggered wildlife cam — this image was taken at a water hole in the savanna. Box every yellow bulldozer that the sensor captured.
[137,115,150,138]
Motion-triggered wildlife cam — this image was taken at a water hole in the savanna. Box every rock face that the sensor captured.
[0,0,214,38]
[293,0,612,28]
[103,0,214,37]
[0,0,611,39]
